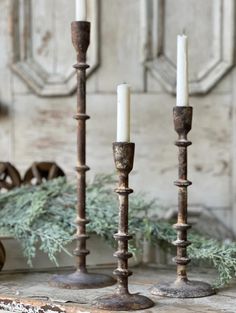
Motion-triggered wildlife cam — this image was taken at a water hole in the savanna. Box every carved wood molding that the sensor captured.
[141,0,235,94]
[10,0,100,97]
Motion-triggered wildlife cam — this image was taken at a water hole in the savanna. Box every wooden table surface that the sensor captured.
[0,266,234,313]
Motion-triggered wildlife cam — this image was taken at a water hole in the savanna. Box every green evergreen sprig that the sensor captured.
[0,175,235,288]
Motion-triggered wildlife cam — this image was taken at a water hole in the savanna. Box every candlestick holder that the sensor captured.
[94,142,154,310]
[150,106,215,298]
[51,21,115,289]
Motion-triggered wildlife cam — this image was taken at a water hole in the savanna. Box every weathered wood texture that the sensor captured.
[0,0,13,162]
[0,268,234,312]
[0,0,235,235]
[1,236,116,271]
[143,0,235,94]
[10,0,99,96]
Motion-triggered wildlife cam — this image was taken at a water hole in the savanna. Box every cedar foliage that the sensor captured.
[0,175,235,288]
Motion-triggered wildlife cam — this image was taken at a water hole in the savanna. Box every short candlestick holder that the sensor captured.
[150,106,215,298]
[94,142,154,310]
[51,21,115,289]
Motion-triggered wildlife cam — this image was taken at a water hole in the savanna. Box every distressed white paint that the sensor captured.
[10,0,99,96]
[0,301,65,313]
[142,0,235,95]
[2,235,116,271]
[12,94,231,211]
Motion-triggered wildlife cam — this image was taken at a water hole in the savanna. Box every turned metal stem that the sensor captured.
[50,21,115,289]
[72,21,91,273]
[173,106,192,282]
[94,143,154,309]
[150,106,215,298]
[113,143,135,295]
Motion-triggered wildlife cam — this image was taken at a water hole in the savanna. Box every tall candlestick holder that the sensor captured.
[94,142,154,310]
[150,106,215,298]
[51,21,115,289]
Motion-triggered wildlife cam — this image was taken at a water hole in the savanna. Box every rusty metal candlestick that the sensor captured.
[150,106,215,298]
[95,143,154,310]
[51,21,115,289]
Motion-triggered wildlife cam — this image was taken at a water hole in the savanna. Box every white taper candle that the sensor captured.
[76,0,87,21]
[117,84,131,142]
[176,35,189,107]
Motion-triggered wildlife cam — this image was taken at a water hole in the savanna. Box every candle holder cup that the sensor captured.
[50,21,115,289]
[150,106,215,298]
[94,142,154,311]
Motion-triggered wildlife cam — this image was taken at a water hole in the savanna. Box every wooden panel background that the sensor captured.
[0,0,235,235]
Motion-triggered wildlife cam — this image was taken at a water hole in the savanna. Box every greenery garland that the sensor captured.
[0,175,235,288]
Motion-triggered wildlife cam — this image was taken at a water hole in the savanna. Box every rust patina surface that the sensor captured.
[151,107,214,298]
[50,21,114,290]
[95,143,154,310]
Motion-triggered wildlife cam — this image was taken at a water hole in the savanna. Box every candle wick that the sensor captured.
[182,28,186,36]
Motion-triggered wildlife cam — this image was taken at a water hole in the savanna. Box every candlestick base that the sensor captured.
[50,271,115,289]
[94,293,154,311]
[150,279,215,298]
